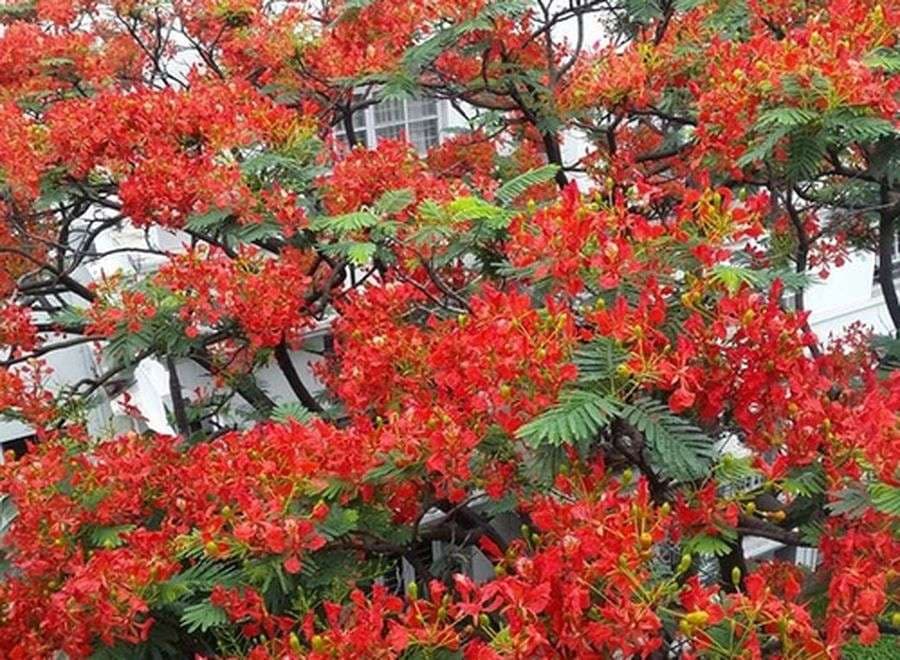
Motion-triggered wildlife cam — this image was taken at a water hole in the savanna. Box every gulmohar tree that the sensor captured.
[0,0,898,657]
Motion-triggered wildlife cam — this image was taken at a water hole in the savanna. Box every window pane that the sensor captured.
[349,107,367,128]
[376,124,405,142]
[335,130,367,147]
[374,98,405,126]
[406,98,437,120]
[408,118,439,153]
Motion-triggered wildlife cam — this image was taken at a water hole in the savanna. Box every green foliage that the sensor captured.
[185,208,232,232]
[714,453,761,487]
[515,389,620,447]
[573,337,629,384]
[873,334,900,375]
[317,506,359,540]
[843,635,900,659]
[827,485,871,518]
[864,47,900,73]
[495,165,560,206]
[446,196,512,228]
[740,104,897,181]
[310,210,378,233]
[781,464,826,498]
[626,0,664,25]
[155,560,243,605]
[270,401,315,424]
[620,398,715,482]
[85,524,135,549]
[374,188,415,215]
[179,601,228,634]
[869,482,900,517]
[702,0,749,39]
[683,533,733,558]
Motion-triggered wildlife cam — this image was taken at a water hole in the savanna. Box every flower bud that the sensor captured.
[685,610,709,626]
[406,581,418,600]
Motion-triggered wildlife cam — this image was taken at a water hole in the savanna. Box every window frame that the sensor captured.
[334,94,448,154]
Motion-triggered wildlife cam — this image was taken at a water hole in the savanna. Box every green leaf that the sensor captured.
[495,165,560,206]
[799,519,825,545]
[714,454,761,486]
[864,47,900,73]
[318,506,359,540]
[185,208,231,232]
[785,131,827,182]
[869,482,900,516]
[270,402,315,424]
[626,0,663,23]
[573,338,628,383]
[310,210,378,233]
[446,196,512,228]
[781,465,826,498]
[516,389,620,447]
[737,124,790,167]
[832,114,896,143]
[827,486,871,518]
[684,533,732,557]
[621,398,715,481]
[0,494,17,537]
[157,560,242,604]
[708,264,762,294]
[873,334,900,373]
[346,241,377,265]
[180,601,228,633]
[86,524,135,549]
[49,306,87,330]
[756,107,819,130]
[374,188,415,215]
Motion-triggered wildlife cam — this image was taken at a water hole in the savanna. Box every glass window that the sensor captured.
[335,96,442,155]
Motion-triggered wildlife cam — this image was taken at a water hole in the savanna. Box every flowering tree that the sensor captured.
[0,0,898,657]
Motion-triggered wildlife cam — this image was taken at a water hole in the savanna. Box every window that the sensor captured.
[335,96,442,154]
[1,434,35,461]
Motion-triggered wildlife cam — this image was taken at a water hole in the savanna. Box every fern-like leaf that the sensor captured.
[495,165,560,206]
[621,398,715,481]
[573,338,629,383]
[516,389,619,447]
[180,601,228,633]
[869,482,900,516]
[310,211,378,233]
